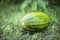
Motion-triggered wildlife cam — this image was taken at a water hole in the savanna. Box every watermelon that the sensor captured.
[20,12,50,31]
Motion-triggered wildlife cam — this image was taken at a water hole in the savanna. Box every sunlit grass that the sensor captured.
[0,3,60,40]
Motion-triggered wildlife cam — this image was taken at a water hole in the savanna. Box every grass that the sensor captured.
[0,2,60,40]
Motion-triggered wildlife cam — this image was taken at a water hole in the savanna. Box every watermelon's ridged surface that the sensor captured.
[21,12,50,31]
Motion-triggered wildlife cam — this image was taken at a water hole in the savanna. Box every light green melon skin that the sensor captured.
[21,12,50,31]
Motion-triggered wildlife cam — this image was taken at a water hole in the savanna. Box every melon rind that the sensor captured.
[21,12,50,31]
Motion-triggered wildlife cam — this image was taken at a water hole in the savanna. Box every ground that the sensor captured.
[0,2,60,40]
